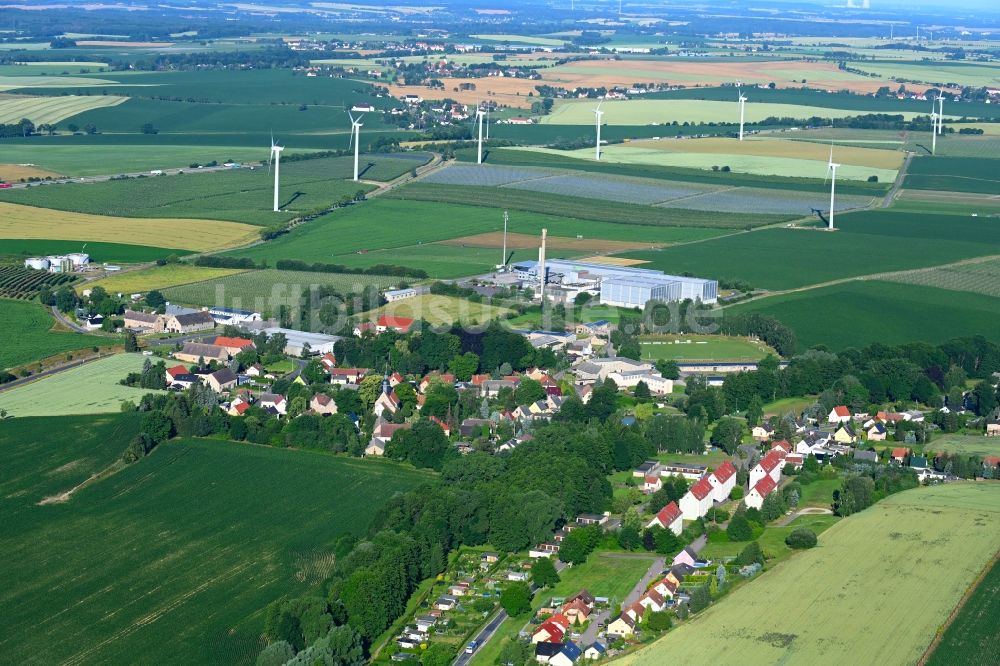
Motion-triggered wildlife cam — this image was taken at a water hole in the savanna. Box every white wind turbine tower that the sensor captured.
[935,91,945,136]
[931,110,938,155]
[737,86,747,141]
[825,145,840,231]
[593,101,604,160]
[476,104,485,164]
[348,111,364,182]
[268,134,284,212]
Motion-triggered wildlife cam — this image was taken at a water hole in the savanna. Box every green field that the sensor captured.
[625,209,1000,291]
[0,238,186,263]
[0,353,161,414]
[84,264,249,295]
[926,555,1000,666]
[699,513,839,561]
[849,60,1000,89]
[926,434,1000,459]
[639,334,775,362]
[0,298,112,369]
[0,154,428,226]
[883,257,1000,299]
[730,281,1000,351]
[542,99,933,127]
[621,483,1000,666]
[0,417,432,665]
[0,94,125,124]
[161,268,404,311]
[362,294,513,327]
[903,157,1000,195]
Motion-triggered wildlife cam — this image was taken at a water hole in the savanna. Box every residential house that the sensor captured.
[353,322,375,337]
[203,367,238,393]
[319,352,337,371]
[479,378,519,398]
[606,604,643,637]
[652,575,680,599]
[163,311,215,333]
[419,373,456,393]
[707,461,737,503]
[749,450,784,489]
[123,309,163,333]
[414,616,437,632]
[646,501,683,536]
[638,589,667,613]
[827,405,851,424]
[751,423,775,441]
[745,474,778,510]
[508,570,529,582]
[434,595,457,611]
[373,387,403,418]
[673,546,698,568]
[549,642,582,666]
[213,336,256,357]
[583,643,606,660]
[987,419,1000,437]
[82,314,104,330]
[833,424,858,444]
[783,453,804,469]
[891,447,910,464]
[227,396,251,416]
[376,315,415,334]
[854,449,879,464]
[561,599,591,623]
[367,421,411,456]
[866,422,888,441]
[459,417,492,439]
[245,363,264,377]
[330,368,369,385]
[174,342,229,364]
[532,615,569,644]
[771,440,792,455]
[642,474,663,493]
[679,477,714,520]
[259,393,287,415]
[659,462,707,481]
[534,643,563,664]
[876,411,905,424]
[165,364,190,384]
[310,393,338,415]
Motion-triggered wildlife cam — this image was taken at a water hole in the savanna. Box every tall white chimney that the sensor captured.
[538,228,547,302]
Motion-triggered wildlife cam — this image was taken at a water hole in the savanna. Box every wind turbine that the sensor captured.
[348,111,364,182]
[737,86,747,141]
[268,134,283,212]
[825,145,840,231]
[593,101,604,161]
[935,91,945,136]
[476,104,485,164]
[485,105,490,141]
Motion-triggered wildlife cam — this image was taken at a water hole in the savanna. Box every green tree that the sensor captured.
[532,556,560,588]
[689,583,710,612]
[255,641,294,666]
[514,378,546,406]
[646,610,672,631]
[759,491,787,523]
[145,290,166,310]
[500,581,532,616]
[141,410,174,445]
[618,523,642,550]
[711,417,744,454]
[358,374,383,408]
[746,395,764,427]
[735,541,764,566]
[54,285,78,313]
[448,351,480,381]
[785,528,818,549]
[634,380,651,399]
[421,643,456,666]
[726,514,753,541]
[655,359,680,379]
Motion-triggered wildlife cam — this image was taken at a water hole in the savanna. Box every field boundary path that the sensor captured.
[882,151,913,208]
[916,548,1000,666]
[776,507,834,527]
[0,351,117,393]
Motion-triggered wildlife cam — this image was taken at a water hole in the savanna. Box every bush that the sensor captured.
[726,514,753,542]
[729,487,744,500]
[735,541,765,566]
[647,610,672,631]
[785,528,818,549]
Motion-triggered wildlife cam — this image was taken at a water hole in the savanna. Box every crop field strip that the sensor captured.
[0,202,260,252]
[903,156,1000,195]
[925,554,1000,666]
[0,94,126,124]
[619,483,1000,666]
[0,154,427,227]
[0,353,165,416]
[877,256,1000,298]
[84,264,250,295]
[160,268,404,310]
[1,298,113,369]
[0,423,433,665]
[0,265,77,299]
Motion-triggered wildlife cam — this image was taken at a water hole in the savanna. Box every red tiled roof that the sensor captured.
[320,352,337,367]
[653,501,681,527]
[429,415,449,431]
[214,336,254,349]
[984,456,1000,466]
[533,621,564,643]
[759,450,784,472]
[233,401,250,415]
[549,613,571,630]
[832,405,850,417]
[378,315,414,331]
[771,439,791,452]
[690,477,713,500]
[892,447,909,458]
[166,364,188,378]
[712,461,736,483]
[752,475,777,497]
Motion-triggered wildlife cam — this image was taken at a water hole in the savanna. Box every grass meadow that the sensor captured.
[0,420,432,665]
[926,555,1000,666]
[639,334,775,362]
[729,281,1000,352]
[699,513,840,561]
[925,434,1000,459]
[0,353,161,415]
[0,201,259,251]
[0,154,428,226]
[621,483,1000,666]
[1,298,113,369]
[161,268,403,311]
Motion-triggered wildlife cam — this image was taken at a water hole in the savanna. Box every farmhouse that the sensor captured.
[164,311,215,333]
[203,367,237,393]
[212,336,256,356]
[377,315,415,334]
[174,342,229,364]
[123,309,164,333]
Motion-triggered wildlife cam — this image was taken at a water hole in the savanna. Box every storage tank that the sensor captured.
[66,252,90,267]
[24,257,50,270]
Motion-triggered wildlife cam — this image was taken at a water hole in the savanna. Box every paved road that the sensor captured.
[50,305,90,333]
[0,352,117,393]
[882,151,914,208]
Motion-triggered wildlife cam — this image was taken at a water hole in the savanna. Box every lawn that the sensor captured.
[639,334,775,362]
[161,269,403,313]
[699,514,840,561]
[623,483,1000,665]
[360,294,514,327]
[84,264,249,295]
[0,353,162,415]
[926,434,1000,459]
[0,201,259,251]
[925,555,1000,666]
[797,479,841,508]
[0,298,112,369]
[0,420,432,665]
[626,208,1000,291]
[729,281,1000,352]
[763,396,816,417]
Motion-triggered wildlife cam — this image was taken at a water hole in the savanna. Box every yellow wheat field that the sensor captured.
[0,202,260,252]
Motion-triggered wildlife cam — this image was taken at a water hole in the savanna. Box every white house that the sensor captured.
[707,460,737,503]
[749,450,784,489]
[827,405,851,424]
[678,477,714,520]
[645,501,682,535]
[745,475,778,510]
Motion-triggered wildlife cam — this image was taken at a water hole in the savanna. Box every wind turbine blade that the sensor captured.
[348,111,355,125]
